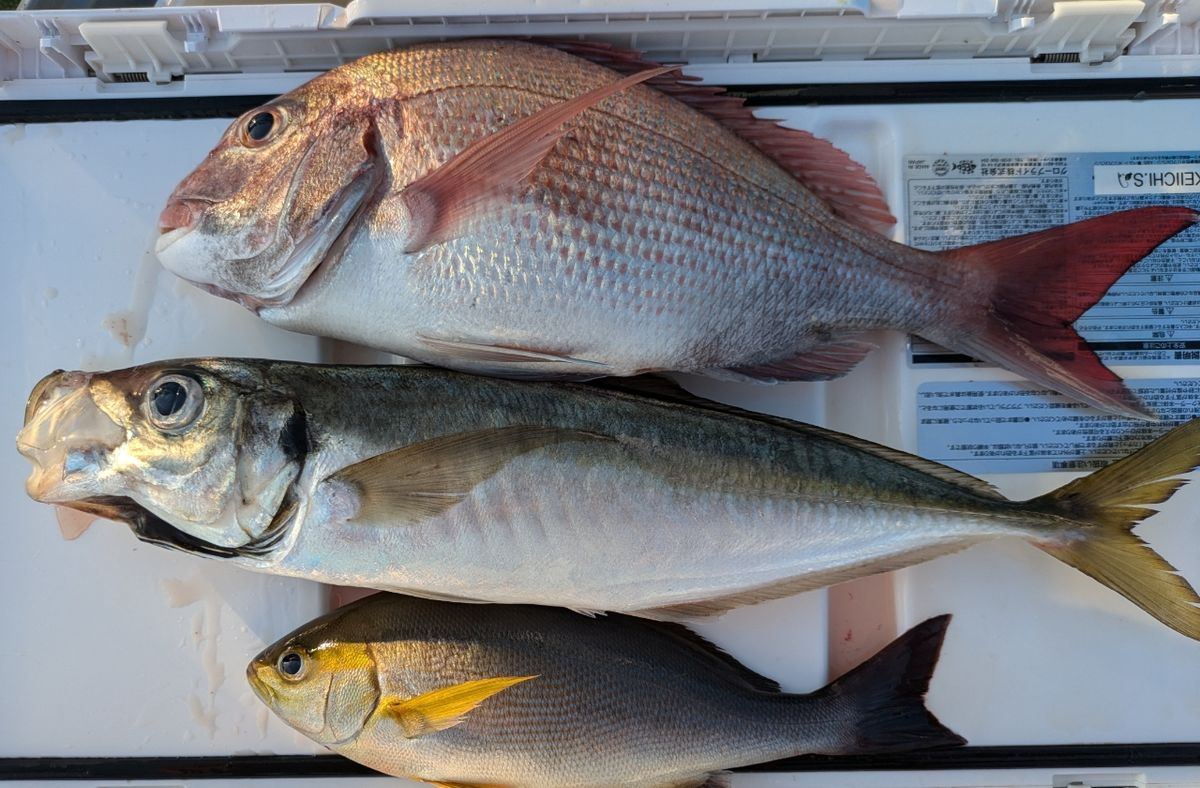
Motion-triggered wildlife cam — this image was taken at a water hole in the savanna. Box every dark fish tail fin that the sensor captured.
[923,206,1198,419]
[1030,418,1200,640]
[814,614,964,755]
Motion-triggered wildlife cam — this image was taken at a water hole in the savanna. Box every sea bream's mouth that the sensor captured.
[155,160,380,314]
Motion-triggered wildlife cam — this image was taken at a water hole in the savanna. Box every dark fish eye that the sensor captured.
[143,373,204,433]
[278,650,305,679]
[152,381,187,417]
[246,111,276,143]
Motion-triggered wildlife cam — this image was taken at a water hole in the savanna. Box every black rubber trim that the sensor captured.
[0,95,278,123]
[4,745,1200,780]
[2,76,1200,124]
[721,76,1200,104]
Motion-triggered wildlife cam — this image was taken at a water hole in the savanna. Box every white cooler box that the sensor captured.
[3,1,1200,786]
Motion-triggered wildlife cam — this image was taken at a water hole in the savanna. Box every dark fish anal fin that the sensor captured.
[536,39,896,235]
[716,337,877,382]
[400,64,677,253]
[1031,417,1200,641]
[816,614,965,754]
[329,425,611,526]
[417,334,609,368]
[927,206,1199,420]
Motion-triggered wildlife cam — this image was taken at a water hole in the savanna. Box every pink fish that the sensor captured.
[155,39,1197,418]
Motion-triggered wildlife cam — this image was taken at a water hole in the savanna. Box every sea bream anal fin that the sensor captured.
[379,675,537,738]
[537,38,896,235]
[400,64,678,253]
[709,337,877,383]
[328,425,611,525]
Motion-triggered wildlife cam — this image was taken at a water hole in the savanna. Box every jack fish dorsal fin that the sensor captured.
[586,376,1004,500]
[329,425,610,525]
[381,675,537,738]
[400,63,677,253]
[540,39,896,235]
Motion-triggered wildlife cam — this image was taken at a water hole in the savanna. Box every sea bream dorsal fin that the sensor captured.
[585,376,1004,500]
[538,39,896,235]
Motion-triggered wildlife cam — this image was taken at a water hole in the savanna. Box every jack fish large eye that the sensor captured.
[277,649,307,680]
[144,374,204,433]
[241,108,284,146]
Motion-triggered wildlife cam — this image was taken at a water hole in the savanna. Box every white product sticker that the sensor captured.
[916,379,1200,474]
[906,151,1200,366]
[1094,164,1200,195]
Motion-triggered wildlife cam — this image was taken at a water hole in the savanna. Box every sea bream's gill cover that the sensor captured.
[153,38,1198,419]
[247,592,963,787]
[18,360,1200,641]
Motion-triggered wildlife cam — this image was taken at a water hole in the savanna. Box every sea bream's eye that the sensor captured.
[144,374,204,433]
[277,650,307,680]
[241,108,284,146]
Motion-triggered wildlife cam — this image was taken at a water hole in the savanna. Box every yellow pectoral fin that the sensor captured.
[382,675,537,738]
[423,782,511,788]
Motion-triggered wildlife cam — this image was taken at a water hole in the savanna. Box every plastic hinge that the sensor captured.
[78,20,188,84]
[1011,0,1145,64]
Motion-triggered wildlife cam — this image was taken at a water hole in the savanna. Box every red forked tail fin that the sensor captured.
[924,206,1198,420]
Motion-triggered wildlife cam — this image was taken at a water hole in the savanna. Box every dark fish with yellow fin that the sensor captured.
[248,592,963,786]
[17,359,1200,640]
[154,38,1198,419]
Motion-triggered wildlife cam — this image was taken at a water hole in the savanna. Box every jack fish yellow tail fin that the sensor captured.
[1031,418,1200,640]
[924,206,1198,420]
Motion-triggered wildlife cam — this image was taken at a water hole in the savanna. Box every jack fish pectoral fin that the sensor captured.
[707,337,877,383]
[417,335,610,369]
[329,425,611,525]
[399,64,678,253]
[380,675,538,738]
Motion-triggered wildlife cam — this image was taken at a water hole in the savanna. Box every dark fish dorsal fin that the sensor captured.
[585,375,1004,500]
[627,615,782,693]
[539,39,896,235]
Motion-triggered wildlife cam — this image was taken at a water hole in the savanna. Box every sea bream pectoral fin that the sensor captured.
[326,425,612,525]
[398,64,678,253]
[378,675,537,738]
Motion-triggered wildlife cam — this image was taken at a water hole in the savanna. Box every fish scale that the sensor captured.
[290,46,954,369]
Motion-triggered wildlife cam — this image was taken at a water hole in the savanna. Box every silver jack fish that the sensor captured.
[248,592,963,787]
[17,360,1200,639]
[154,38,1198,419]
